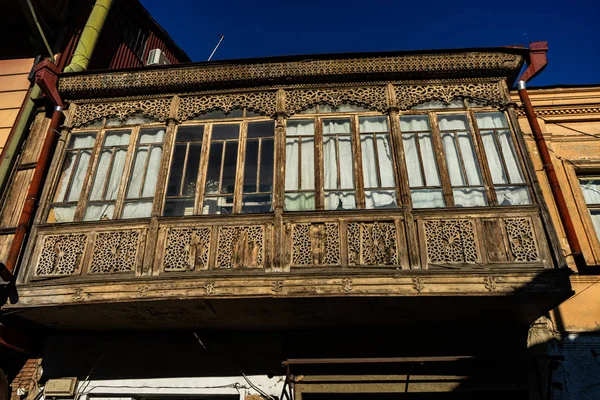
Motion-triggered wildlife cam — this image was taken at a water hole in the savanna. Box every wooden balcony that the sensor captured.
[5,206,571,330]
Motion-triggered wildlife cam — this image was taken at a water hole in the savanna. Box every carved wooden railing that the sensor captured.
[22,207,551,282]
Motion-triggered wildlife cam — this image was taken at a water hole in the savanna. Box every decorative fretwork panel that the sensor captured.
[163,227,212,271]
[504,218,540,262]
[217,226,264,268]
[285,87,388,115]
[178,92,277,121]
[89,230,141,273]
[70,98,171,127]
[290,223,340,266]
[347,222,398,266]
[394,82,503,110]
[35,234,87,276]
[423,219,479,264]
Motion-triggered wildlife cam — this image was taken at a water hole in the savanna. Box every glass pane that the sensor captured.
[247,121,274,138]
[323,119,351,134]
[284,193,315,211]
[166,144,187,196]
[334,104,368,112]
[298,105,317,114]
[259,138,274,192]
[106,148,127,200]
[498,130,524,184]
[579,179,600,204]
[47,205,76,223]
[361,135,378,188]
[127,147,148,198]
[325,191,356,210]
[589,210,600,240]
[164,198,195,217]
[205,142,223,194]
[68,133,96,149]
[301,138,315,190]
[418,132,440,186]
[287,120,314,136]
[338,136,354,189]
[193,109,243,120]
[475,112,509,129]
[480,130,508,184]
[182,144,201,196]
[441,133,466,186]
[105,114,153,127]
[412,100,464,110]
[359,116,388,133]
[457,131,483,186]
[438,114,468,131]
[176,125,204,142]
[122,201,153,219]
[411,189,445,208]
[365,190,397,209]
[496,186,531,206]
[202,196,234,215]
[244,140,259,192]
[69,152,92,203]
[323,136,338,190]
[241,194,272,213]
[139,128,165,144]
[402,133,423,187]
[246,109,263,117]
[55,152,76,201]
[89,149,112,200]
[400,115,430,131]
[453,188,487,207]
[84,203,115,221]
[377,134,395,187]
[211,124,240,140]
[221,142,238,194]
[142,146,163,197]
[104,130,131,146]
[285,138,299,191]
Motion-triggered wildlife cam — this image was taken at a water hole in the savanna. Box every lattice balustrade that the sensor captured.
[35,234,87,276]
[423,219,479,264]
[163,227,212,271]
[504,218,540,262]
[347,221,398,266]
[89,230,142,273]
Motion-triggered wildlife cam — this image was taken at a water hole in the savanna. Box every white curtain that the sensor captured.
[84,204,115,221]
[285,121,316,211]
[323,119,355,210]
[581,179,600,204]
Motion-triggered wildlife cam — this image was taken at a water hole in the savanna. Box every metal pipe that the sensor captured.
[64,0,114,73]
[1,106,63,281]
[517,80,586,269]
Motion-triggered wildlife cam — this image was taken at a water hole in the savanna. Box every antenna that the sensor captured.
[208,34,225,61]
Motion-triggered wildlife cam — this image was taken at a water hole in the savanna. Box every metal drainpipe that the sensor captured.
[63,0,114,73]
[0,61,64,282]
[517,41,586,269]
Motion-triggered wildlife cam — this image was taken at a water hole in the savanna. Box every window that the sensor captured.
[399,100,530,208]
[163,111,275,216]
[284,105,398,211]
[579,177,600,240]
[48,132,96,223]
[475,112,530,205]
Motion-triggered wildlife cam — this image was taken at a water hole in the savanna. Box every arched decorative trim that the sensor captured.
[394,82,504,110]
[285,87,388,115]
[70,98,171,127]
[177,91,277,121]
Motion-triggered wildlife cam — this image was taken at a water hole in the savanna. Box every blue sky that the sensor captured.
[141,0,600,87]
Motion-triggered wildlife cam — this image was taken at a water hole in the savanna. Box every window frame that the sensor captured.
[285,108,402,211]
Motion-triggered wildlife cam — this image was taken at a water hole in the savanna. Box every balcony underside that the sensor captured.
[5,268,571,330]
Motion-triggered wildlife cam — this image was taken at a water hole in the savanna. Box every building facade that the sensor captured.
[514,85,600,400]
[0,45,575,399]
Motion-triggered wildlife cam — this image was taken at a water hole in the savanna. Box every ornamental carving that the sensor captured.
[70,98,171,127]
[178,91,277,121]
[59,52,522,96]
[504,218,540,262]
[290,223,340,266]
[163,227,212,271]
[285,87,387,115]
[217,226,264,268]
[423,219,479,264]
[36,233,87,276]
[394,82,503,110]
[347,222,398,266]
[89,230,141,273]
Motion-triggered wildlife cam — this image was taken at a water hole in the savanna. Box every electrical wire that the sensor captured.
[25,0,55,62]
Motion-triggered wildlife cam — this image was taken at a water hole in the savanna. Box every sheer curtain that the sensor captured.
[400,116,444,208]
[323,119,355,210]
[285,120,315,211]
[359,117,396,208]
